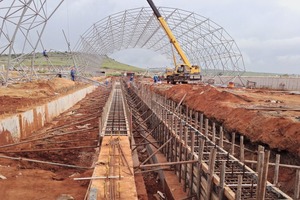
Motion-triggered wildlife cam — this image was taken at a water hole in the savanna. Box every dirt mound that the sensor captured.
[48,77,76,92]
[152,83,300,157]
[0,78,86,117]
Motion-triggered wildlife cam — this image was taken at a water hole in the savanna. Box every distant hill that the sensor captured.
[3,53,296,77]
[0,52,144,74]
[202,68,298,77]
[0,52,72,66]
[101,56,144,73]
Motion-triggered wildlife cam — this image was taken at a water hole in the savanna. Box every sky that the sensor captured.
[43,0,300,74]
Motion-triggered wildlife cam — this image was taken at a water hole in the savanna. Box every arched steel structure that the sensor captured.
[74,7,245,76]
[0,0,64,84]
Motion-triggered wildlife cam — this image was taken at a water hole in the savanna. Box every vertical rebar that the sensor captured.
[219,126,224,148]
[189,109,193,125]
[205,118,209,136]
[186,106,189,122]
[183,126,189,191]
[197,139,205,199]
[191,130,195,154]
[179,142,183,183]
[195,111,199,129]
[236,175,242,200]
[240,136,244,162]
[295,169,300,199]
[231,132,235,155]
[206,147,217,200]
[260,150,270,199]
[200,113,203,133]
[273,154,280,186]
[189,156,194,196]
[212,122,216,143]
[218,161,226,199]
[256,150,264,200]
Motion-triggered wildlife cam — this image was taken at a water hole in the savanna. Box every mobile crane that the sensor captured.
[146,0,201,84]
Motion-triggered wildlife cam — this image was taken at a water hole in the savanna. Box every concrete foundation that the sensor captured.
[0,85,96,145]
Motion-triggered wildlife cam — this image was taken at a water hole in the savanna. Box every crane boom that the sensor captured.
[146,0,191,67]
[147,0,201,84]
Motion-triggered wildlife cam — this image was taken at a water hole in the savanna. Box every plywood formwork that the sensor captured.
[89,136,137,200]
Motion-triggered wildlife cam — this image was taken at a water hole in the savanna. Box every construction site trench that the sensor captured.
[0,78,299,200]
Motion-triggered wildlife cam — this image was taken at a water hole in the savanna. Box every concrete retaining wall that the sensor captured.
[203,76,300,91]
[0,85,96,145]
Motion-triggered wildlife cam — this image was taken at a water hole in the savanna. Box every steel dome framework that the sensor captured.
[0,4,245,83]
[74,7,245,76]
[0,0,64,84]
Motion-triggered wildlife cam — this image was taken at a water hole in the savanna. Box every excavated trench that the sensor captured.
[0,82,165,200]
[195,114,300,197]
[0,86,110,199]
[171,106,300,197]
[125,80,294,199]
[0,79,298,199]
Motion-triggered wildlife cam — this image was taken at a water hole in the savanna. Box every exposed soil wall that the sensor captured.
[149,83,300,157]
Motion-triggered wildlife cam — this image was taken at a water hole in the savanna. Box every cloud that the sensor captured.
[237,37,300,73]
[109,48,170,69]
[277,0,300,12]
[7,0,299,74]
[277,55,300,67]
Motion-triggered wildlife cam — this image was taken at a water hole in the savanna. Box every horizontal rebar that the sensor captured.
[0,145,98,153]
[139,160,198,168]
[0,155,91,169]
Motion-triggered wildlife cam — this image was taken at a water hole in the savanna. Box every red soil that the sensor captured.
[0,85,107,199]
[150,83,300,157]
[0,78,85,117]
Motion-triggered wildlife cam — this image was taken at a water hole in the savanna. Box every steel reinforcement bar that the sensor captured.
[87,81,136,200]
[125,81,291,200]
[99,82,132,137]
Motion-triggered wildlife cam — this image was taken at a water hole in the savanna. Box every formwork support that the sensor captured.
[273,154,280,186]
[295,170,300,199]
[125,81,292,200]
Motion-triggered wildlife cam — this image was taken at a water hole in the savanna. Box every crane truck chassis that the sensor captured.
[165,64,202,84]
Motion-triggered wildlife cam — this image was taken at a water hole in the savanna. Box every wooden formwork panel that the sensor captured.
[89,136,138,200]
[146,134,188,200]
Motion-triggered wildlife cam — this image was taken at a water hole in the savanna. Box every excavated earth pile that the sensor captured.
[0,78,86,117]
[148,83,300,157]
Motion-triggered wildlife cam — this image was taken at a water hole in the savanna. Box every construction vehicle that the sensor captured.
[146,0,201,84]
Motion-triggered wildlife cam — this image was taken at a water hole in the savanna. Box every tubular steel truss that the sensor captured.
[74,7,245,76]
[0,0,64,84]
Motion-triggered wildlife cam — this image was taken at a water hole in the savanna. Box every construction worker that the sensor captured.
[43,50,48,58]
[70,67,76,81]
[153,74,159,83]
